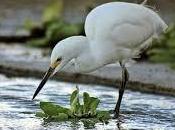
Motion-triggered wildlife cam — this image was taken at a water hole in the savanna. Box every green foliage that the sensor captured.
[89,97,100,116]
[148,24,175,69]
[52,113,69,121]
[24,19,40,31]
[96,111,111,121]
[47,22,83,46]
[27,38,49,47]
[35,88,111,123]
[25,0,84,48]
[42,0,63,23]
[83,92,91,114]
[70,89,80,115]
[35,112,46,118]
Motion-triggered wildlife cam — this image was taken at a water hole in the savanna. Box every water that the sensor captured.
[0,77,175,130]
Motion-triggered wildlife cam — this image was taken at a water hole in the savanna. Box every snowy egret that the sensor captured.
[32,2,167,117]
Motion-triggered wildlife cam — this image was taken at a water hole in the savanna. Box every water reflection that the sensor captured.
[0,77,175,129]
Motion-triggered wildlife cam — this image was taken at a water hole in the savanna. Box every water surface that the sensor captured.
[0,77,175,130]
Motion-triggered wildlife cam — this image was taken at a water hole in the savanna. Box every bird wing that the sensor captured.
[85,2,164,50]
[109,21,154,49]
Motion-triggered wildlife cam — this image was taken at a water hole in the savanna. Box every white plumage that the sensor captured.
[33,2,168,116]
[51,2,167,73]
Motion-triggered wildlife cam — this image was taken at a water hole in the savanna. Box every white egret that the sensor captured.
[32,2,168,117]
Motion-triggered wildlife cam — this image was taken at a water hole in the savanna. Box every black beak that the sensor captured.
[32,67,55,100]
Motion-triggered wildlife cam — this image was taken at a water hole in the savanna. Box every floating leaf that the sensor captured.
[35,112,46,118]
[83,92,91,114]
[70,89,80,114]
[40,102,69,115]
[70,89,78,105]
[40,102,59,116]
[55,105,70,114]
[53,113,69,121]
[36,89,111,123]
[96,111,111,120]
[80,118,98,129]
[75,105,83,117]
[89,97,100,116]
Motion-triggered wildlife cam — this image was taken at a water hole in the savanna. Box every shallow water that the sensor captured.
[0,77,175,130]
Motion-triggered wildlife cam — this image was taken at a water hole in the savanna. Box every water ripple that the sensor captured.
[0,77,175,129]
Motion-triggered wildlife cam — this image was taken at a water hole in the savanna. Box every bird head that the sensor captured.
[32,36,87,99]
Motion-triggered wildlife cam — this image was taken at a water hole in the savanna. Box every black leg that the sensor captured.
[114,61,129,118]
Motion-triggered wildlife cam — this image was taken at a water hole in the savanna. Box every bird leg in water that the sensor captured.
[114,62,129,118]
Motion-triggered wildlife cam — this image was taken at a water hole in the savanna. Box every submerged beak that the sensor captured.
[32,67,55,100]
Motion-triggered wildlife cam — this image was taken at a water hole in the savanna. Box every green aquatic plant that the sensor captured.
[35,88,111,123]
[147,24,175,69]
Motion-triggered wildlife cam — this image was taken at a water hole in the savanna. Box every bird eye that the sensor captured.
[56,57,62,62]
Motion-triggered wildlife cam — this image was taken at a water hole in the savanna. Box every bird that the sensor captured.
[32,1,168,117]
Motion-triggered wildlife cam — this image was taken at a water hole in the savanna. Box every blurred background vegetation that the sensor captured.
[147,24,175,69]
[24,0,84,48]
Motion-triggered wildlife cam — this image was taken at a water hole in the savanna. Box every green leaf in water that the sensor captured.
[40,102,70,116]
[53,113,69,121]
[96,111,111,121]
[75,105,83,117]
[35,112,46,118]
[36,88,111,123]
[83,92,91,115]
[89,97,100,116]
[80,118,98,129]
[70,89,78,104]
[70,89,80,114]
[40,102,59,116]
